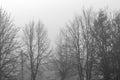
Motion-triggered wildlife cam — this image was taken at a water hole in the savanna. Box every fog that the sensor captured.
[1,0,120,42]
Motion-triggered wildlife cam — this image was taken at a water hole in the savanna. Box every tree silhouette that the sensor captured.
[23,21,50,80]
[0,8,19,80]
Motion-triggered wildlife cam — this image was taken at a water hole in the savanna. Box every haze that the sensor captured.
[0,0,120,43]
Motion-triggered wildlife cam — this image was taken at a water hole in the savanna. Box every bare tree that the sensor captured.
[80,9,96,80]
[63,9,96,80]
[20,50,25,80]
[23,21,50,80]
[0,9,19,80]
[65,17,84,80]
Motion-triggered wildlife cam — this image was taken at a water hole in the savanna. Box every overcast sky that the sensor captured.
[0,0,120,43]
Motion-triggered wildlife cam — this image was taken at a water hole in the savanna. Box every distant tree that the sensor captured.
[23,21,50,80]
[0,9,19,80]
[52,29,76,80]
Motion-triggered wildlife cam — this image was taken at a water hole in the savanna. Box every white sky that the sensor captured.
[0,0,120,43]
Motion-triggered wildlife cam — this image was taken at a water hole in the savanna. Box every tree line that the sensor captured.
[0,8,120,80]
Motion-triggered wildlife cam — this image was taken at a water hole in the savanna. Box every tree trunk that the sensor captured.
[61,75,65,80]
[32,74,36,80]
[104,74,110,80]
